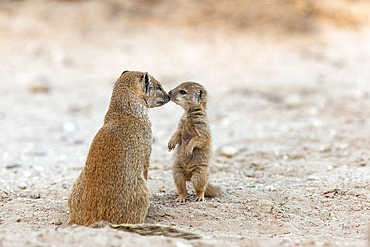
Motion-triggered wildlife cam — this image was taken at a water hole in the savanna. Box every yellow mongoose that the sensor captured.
[68,71,170,225]
[168,82,222,202]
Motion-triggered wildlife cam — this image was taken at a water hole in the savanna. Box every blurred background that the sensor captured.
[1,0,370,92]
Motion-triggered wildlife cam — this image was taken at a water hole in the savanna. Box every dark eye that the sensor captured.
[157,86,162,91]
[179,90,187,95]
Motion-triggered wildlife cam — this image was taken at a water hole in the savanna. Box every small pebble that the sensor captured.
[265,185,277,191]
[5,163,22,169]
[259,199,273,207]
[63,122,76,133]
[52,219,62,225]
[30,193,41,199]
[18,183,27,190]
[220,146,238,158]
[28,80,50,94]
[319,146,331,153]
[307,175,320,181]
[176,242,192,247]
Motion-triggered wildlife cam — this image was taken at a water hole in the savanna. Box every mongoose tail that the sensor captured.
[110,224,202,240]
[205,183,222,197]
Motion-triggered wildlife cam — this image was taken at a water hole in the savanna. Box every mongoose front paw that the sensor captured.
[168,139,177,151]
[168,144,176,151]
[185,146,193,157]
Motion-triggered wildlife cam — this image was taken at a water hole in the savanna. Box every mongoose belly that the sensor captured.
[175,144,209,180]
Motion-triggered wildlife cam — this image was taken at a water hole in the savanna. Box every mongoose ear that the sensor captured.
[141,72,152,93]
[197,89,206,103]
[121,70,129,75]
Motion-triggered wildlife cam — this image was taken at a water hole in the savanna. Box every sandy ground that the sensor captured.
[0,0,369,246]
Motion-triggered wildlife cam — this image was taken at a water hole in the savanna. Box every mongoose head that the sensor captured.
[119,71,170,108]
[168,82,207,109]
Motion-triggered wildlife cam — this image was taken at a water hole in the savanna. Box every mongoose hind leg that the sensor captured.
[191,171,208,202]
[173,169,188,203]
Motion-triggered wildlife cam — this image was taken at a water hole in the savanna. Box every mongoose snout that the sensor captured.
[143,73,170,108]
[157,94,170,106]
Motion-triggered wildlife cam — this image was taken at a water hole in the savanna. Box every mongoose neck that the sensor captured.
[187,104,207,113]
[186,105,207,121]
[104,90,149,123]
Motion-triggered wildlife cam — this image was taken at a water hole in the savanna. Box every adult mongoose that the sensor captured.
[68,71,170,226]
[168,82,222,202]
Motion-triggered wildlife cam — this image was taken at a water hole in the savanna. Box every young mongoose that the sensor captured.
[68,71,170,226]
[168,82,222,202]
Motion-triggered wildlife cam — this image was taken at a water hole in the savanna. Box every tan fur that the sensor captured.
[168,82,222,202]
[68,71,170,226]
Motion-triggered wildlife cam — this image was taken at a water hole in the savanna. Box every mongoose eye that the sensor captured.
[179,90,187,95]
[157,85,162,91]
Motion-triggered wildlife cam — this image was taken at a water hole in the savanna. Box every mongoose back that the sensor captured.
[68,71,170,226]
[168,82,222,202]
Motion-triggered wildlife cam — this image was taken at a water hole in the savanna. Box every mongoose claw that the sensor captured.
[195,196,205,202]
[176,196,187,203]
[168,140,177,151]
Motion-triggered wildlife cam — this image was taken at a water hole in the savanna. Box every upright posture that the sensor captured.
[68,71,170,226]
[168,82,222,202]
